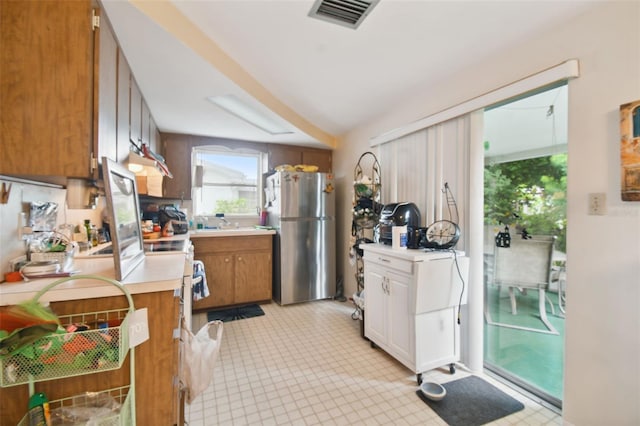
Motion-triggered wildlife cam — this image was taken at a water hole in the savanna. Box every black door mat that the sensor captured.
[207,304,265,322]
[417,375,524,426]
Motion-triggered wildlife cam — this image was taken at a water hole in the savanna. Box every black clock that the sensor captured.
[423,220,460,250]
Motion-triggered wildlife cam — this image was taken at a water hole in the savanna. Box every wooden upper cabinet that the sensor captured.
[0,0,97,179]
[302,149,332,173]
[149,116,160,155]
[116,49,132,164]
[268,145,333,172]
[162,134,192,200]
[130,77,143,149]
[141,99,150,148]
[268,145,303,169]
[95,9,118,168]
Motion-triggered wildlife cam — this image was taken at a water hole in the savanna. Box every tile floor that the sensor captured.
[185,300,561,425]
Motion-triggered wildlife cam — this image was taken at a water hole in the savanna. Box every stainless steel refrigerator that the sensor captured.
[265,171,336,305]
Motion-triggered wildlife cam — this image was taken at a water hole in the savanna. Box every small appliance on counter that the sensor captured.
[142,204,189,235]
[378,202,421,245]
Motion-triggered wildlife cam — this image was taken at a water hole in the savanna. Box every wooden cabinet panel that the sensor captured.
[0,0,94,178]
[161,133,333,199]
[267,145,333,172]
[302,149,332,172]
[116,50,132,164]
[192,235,271,252]
[149,116,160,155]
[130,77,142,148]
[96,10,118,167]
[269,145,302,169]
[235,252,272,304]
[0,290,180,425]
[191,235,273,310]
[141,99,150,148]
[162,134,192,200]
[192,253,235,309]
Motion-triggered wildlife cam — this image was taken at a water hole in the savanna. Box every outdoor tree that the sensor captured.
[484,154,567,251]
[215,199,251,214]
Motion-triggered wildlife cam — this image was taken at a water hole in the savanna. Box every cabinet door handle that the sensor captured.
[225,257,230,262]
[238,257,242,262]
[379,257,390,263]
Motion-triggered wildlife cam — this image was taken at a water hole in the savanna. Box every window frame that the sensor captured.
[191,146,265,220]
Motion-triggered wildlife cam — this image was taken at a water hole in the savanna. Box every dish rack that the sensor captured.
[27,230,76,271]
[30,250,74,271]
[1,275,138,425]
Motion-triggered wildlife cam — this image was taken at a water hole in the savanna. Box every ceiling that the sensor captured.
[102,0,598,150]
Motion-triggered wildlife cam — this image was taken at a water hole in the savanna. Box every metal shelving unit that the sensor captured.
[351,152,381,322]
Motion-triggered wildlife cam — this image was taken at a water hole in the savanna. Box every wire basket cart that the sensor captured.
[1,275,139,425]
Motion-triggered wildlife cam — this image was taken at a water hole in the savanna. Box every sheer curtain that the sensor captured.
[379,114,471,250]
[378,111,484,371]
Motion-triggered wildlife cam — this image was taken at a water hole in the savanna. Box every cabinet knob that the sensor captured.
[225,258,230,262]
[237,257,242,262]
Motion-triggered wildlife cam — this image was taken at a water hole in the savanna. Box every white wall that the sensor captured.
[333,2,640,424]
[0,177,104,280]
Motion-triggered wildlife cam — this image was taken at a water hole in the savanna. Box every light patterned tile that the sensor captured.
[185,300,560,425]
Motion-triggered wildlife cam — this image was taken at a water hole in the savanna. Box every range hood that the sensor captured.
[127,151,164,175]
[126,152,164,197]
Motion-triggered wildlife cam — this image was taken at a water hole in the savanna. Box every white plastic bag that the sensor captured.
[180,320,223,404]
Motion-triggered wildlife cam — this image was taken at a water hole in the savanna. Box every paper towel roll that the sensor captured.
[392,225,408,249]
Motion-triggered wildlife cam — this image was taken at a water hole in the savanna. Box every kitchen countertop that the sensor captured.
[0,229,276,306]
[361,243,465,260]
[0,253,186,306]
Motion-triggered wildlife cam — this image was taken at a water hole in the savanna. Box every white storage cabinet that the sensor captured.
[362,244,469,384]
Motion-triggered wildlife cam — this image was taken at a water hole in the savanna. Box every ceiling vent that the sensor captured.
[308,0,380,29]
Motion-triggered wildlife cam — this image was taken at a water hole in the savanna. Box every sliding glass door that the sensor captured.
[483,84,568,407]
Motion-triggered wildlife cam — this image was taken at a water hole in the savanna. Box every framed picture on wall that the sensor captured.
[620,99,640,201]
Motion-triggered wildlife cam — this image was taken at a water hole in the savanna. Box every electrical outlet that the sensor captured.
[588,193,606,215]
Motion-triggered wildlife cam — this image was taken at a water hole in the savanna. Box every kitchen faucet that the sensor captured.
[217,214,230,228]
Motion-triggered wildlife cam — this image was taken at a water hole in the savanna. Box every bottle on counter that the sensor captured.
[84,219,91,240]
[90,225,99,247]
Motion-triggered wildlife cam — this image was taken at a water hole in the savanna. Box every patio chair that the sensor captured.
[487,235,559,335]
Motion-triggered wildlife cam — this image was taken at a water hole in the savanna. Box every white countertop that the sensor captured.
[0,230,276,306]
[0,253,186,306]
[361,243,464,261]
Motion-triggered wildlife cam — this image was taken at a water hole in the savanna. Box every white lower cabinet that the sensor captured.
[363,244,469,383]
[365,264,414,366]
